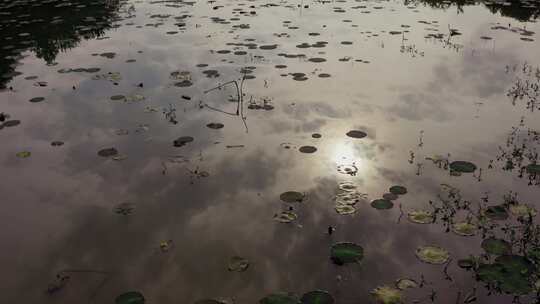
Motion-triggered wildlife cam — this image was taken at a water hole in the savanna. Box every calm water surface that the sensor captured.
[2,0,540,303]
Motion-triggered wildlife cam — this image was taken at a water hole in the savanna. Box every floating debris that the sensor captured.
[415,245,450,264]
[228,256,249,272]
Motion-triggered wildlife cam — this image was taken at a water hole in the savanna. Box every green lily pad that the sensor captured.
[371,199,393,210]
[525,164,540,174]
[407,210,434,224]
[335,204,356,215]
[481,237,511,255]
[260,293,299,304]
[274,211,297,223]
[477,255,535,295]
[395,278,418,290]
[370,286,402,304]
[415,245,450,264]
[110,95,126,101]
[98,147,118,157]
[280,191,305,203]
[115,291,145,304]
[16,151,31,158]
[346,130,367,139]
[330,242,364,265]
[300,290,334,304]
[457,258,475,269]
[509,204,537,217]
[228,256,249,272]
[173,136,194,147]
[449,161,477,173]
[207,123,224,129]
[389,185,407,195]
[29,97,45,103]
[451,222,477,236]
[299,146,317,153]
[484,205,509,221]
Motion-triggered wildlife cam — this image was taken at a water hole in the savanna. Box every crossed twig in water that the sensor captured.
[201,73,248,133]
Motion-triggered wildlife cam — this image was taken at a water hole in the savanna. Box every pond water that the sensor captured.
[2,0,540,303]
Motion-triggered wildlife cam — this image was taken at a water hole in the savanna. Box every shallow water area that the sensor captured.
[2,0,540,303]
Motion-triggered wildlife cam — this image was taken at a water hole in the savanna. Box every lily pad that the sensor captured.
[51,141,64,146]
[371,199,393,210]
[115,291,144,304]
[110,95,126,101]
[484,205,509,220]
[481,237,511,255]
[330,242,364,265]
[16,151,31,158]
[370,286,402,304]
[449,161,477,173]
[335,204,356,215]
[260,293,299,304]
[274,211,297,223]
[407,210,434,224]
[280,191,305,203]
[525,164,540,174]
[207,123,224,129]
[98,148,118,157]
[346,130,367,139]
[451,222,477,236]
[395,278,418,290]
[415,245,450,264]
[299,146,317,153]
[300,290,334,304]
[509,204,537,217]
[477,255,535,295]
[389,185,407,195]
[228,256,249,272]
[457,258,475,269]
[29,97,45,103]
[173,136,194,147]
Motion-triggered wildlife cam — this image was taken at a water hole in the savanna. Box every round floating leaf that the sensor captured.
[484,205,509,221]
[29,97,45,103]
[395,278,418,290]
[16,151,31,158]
[274,211,297,223]
[228,256,249,272]
[526,164,540,174]
[477,255,535,295]
[300,290,334,304]
[3,120,20,127]
[346,130,367,139]
[280,191,305,203]
[407,210,433,224]
[495,255,535,276]
[476,263,504,284]
[206,123,224,129]
[449,161,477,173]
[299,146,317,153]
[457,258,475,269]
[110,95,126,101]
[481,237,511,255]
[389,185,407,195]
[330,242,364,265]
[371,199,393,210]
[98,147,118,157]
[51,141,64,147]
[451,222,477,236]
[312,133,322,138]
[173,136,194,147]
[415,246,450,264]
[370,286,402,304]
[509,204,537,217]
[335,204,356,215]
[115,291,145,304]
[260,293,299,304]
